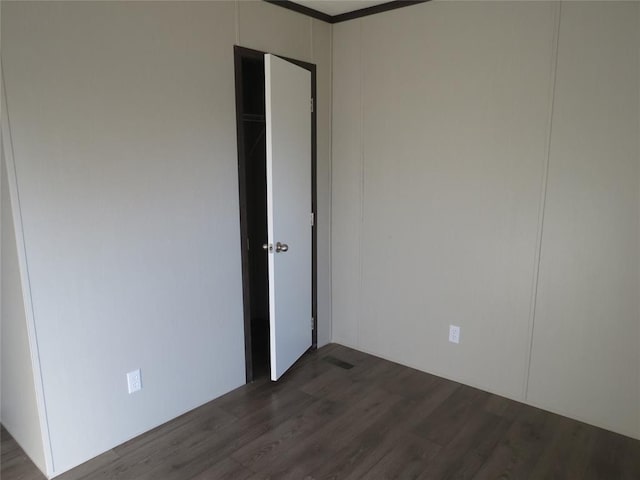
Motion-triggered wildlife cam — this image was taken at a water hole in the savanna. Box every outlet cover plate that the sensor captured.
[127,369,142,394]
[449,325,460,344]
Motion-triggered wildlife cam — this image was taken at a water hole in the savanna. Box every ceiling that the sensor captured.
[289,1,389,16]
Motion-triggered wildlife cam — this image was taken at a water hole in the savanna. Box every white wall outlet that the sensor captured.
[449,325,461,344]
[126,369,142,394]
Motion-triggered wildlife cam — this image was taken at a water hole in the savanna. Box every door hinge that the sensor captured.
[311,317,315,330]
[310,212,315,226]
[311,98,314,113]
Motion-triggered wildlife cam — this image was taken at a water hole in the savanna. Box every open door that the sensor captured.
[264,54,312,381]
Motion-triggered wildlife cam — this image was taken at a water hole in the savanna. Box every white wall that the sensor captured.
[527,2,640,439]
[333,0,557,400]
[1,1,332,476]
[332,0,640,439]
[1,138,48,473]
[332,19,362,346]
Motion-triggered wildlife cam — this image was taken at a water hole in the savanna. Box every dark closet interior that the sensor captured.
[237,53,270,380]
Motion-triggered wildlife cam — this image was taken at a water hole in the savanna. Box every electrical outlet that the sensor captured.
[127,369,142,394]
[449,325,460,344]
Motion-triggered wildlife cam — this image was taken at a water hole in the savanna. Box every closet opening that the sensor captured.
[236,48,270,380]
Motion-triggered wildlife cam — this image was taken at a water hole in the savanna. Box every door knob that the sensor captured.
[275,242,289,253]
[263,243,272,252]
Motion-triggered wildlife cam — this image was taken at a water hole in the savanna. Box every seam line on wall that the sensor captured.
[330,22,335,344]
[309,17,313,62]
[522,1,562,401]
[235,0,240,45]
[637,0,640,439]
[1,64,56,476]
[328,22,334,343]
[357,18,364,349]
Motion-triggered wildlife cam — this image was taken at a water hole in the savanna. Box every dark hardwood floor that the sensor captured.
[2,344,639,479]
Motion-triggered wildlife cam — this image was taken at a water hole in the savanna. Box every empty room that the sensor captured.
[1,1,639,479]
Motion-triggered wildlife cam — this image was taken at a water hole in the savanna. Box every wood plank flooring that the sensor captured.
[2,344,639,479]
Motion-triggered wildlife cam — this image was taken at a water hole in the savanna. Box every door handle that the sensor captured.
[275,242,289,253]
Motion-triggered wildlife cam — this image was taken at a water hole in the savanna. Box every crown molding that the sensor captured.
[263,1,431,24]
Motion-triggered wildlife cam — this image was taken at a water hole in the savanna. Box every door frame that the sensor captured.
[234,45,317,383]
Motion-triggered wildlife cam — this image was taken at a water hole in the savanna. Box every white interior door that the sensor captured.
[264,54,312,381]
